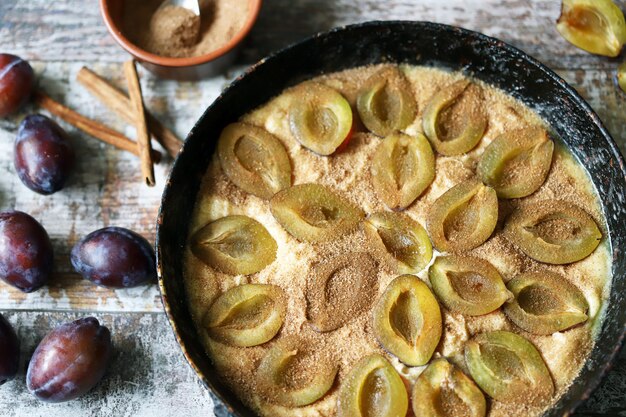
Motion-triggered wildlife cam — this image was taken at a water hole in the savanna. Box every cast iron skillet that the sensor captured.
[156,21,626,417]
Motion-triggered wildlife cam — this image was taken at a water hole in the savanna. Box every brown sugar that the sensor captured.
[147,5,201,55]
[306,252,379,332]
[122,0,250,58]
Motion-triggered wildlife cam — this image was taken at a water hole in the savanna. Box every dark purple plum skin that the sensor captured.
[0,313,19,385]
[0,54,34,117]
[71,227,156,288]
[14,114,75,195]
[0,211,53,292]
[27,317,111,403]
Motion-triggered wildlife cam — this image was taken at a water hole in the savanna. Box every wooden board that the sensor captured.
[0,0,625,415]
[2,0,625,71]
[0,312,217,417]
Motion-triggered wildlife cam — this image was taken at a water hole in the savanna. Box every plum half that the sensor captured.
[478,126,554,199]
[337,354,408,417]
[356,66,417,137]
[422,80,487,156]
[556,0,626,57]
[412,358,486,417]
[256,336,337,407]
[429,255,512,316]
[464,330,554,405]
[203,284,285,347]
[364,211,432,274]
[372,275,442,366]
[270,183,364,243]
[504,270,589,335]
[370,132,435,210]
[427,179,498,253]
[190,215,277,275]
[218,122,291,199]
[504,199,602,264]
[289,82,353,155]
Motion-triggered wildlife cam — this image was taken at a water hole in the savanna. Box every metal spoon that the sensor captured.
[158,0,200,17]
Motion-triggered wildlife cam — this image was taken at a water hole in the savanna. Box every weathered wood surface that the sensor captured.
[0,0,625,415]
[0,60,228,313]
[1,0,626,71]
[0,312,216,417]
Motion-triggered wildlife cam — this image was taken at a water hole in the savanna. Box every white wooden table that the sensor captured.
[0,0,625,415]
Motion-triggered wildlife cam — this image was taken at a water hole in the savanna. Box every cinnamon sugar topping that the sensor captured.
[184,65,611,417]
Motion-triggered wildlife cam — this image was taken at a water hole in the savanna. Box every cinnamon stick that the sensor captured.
[123,60,155,187]
[77,66,182,158]
[34,91,162,163]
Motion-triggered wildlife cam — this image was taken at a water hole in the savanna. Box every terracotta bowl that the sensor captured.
[99,0,262,80]
[157,21,626,416]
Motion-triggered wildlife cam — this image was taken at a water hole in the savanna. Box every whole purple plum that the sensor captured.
[0,54,34,117]
[0,313,19,384]
[14,114,75,195]
[71,227,156,288]
[27,317,111,402]
[0,210,53,292]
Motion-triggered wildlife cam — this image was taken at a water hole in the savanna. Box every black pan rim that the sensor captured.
[156,20,626,417]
